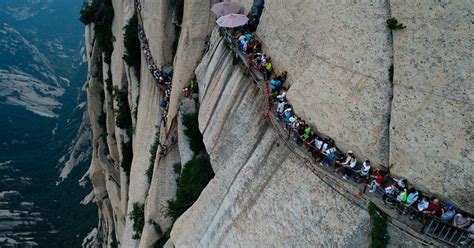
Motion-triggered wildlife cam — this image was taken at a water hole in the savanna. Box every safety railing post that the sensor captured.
[448,229,458,243]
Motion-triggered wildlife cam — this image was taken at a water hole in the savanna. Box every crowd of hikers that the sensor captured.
[132,0,472,244]
[135,0,173,125]
[220,9,473,245]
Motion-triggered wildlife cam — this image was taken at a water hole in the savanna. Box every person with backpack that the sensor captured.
[320,147,337,167]
[270,77,282,92]
[400,185,419,215]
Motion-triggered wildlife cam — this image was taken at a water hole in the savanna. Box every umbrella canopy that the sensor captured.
[216,13,249,28]
[211,2,241,17]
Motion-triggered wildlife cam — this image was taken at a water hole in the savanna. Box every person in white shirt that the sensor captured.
[360,160,371,177]
[276,100,286,119]
[276,90,287,101]
[335,151,353,173]
[314,137,323,150]
[410,196,430,221]
[320,142,329,154]
[238,35,248,53]
[341,156,357,180]
[285,116,296,131]
[393,177,408,190]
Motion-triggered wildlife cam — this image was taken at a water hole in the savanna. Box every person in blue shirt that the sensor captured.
[270,77,282,92]
[320,147,337,167]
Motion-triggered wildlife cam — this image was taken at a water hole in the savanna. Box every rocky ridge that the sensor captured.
[83,0,473,247]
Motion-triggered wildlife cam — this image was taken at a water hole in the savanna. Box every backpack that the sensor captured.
[328,152,336,160]
[397,190,408,203]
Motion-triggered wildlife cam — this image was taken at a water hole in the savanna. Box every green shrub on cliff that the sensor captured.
[121,141,133,176]
[94,0,115,63]
[123,12,141,71]
[154,230,171,248]
[79,0,115,63]
[112,86,132,131]
[387,17,406,30]
[105,71,113,94]
[98,88,109,155]
[368,202,389,248]
[79,2,99,25]
[182,113,206,154]
[111,86,133,176]
[146,131,161,183]
[130,202,145,239]
[165,156,214,222]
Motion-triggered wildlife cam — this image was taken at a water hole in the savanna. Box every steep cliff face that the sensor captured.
[83,0,472,247]
[389,0,473,209]
[168,30,372,247]
[166,0,218,132]
[251,0,472,210]
[165,27,439,248]
[257,0,393,166]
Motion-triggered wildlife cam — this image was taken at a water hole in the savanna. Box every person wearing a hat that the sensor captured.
[285,116,296,131]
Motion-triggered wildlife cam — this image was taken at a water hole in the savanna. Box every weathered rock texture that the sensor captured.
[251,0,473,210]
[166,0,218,132]
[256,0,393,165]
[121,0,175,243]
[170,31,373,247]
[168,29,434,247]
[389,0,473,210]
[83,0,473,247]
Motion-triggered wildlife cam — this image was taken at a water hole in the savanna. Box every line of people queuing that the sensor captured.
[226,24,473,244]
[135,0,173,125]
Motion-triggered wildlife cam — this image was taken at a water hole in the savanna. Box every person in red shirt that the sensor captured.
[423,198,441,224]
[182,87,191,98]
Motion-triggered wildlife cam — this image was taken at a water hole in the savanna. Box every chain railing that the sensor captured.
[217,27,473,247]
[133,0,179,158]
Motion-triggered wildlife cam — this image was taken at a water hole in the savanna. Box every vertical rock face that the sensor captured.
[169,31,372,247]
[83,0,472,247]
[121,0,177,246]
[255,0,393,165]
[166,0,218,132]
[389,0,473,210]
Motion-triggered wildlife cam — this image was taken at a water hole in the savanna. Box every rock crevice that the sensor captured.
[83,0,473,246]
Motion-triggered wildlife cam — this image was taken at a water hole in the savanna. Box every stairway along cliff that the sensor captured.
[81,0,472,247]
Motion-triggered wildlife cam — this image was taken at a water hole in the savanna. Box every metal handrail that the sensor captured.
[217,27,467,247]
[424,217,473,247]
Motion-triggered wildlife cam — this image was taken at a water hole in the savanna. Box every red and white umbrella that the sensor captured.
[216,13,249,28]
[211,2,242,17]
